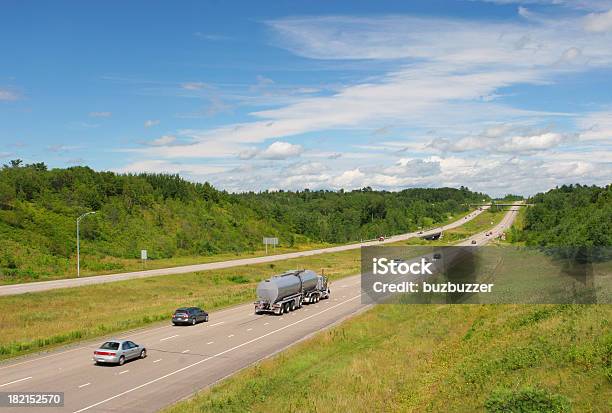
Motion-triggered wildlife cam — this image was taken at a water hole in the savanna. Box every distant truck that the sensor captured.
[255,269,330,315]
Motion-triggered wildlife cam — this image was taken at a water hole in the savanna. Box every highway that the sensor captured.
[0,208,488,297]
[0,206,519,413]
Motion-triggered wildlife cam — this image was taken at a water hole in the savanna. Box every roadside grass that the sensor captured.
[0,208,484,361]
[0,249,361,361]
[162,302,611,413]
[0,241,331,285]
[0,209,475,285]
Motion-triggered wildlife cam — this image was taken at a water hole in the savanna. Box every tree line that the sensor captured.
[0,160,488,278]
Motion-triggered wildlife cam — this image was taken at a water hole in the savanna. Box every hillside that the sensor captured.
[0,160,488,281]
[506,184,611,249]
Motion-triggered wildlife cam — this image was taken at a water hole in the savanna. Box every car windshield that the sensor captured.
[175,309,188,313]
[100,342,120,350]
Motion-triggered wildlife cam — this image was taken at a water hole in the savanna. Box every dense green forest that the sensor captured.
[509,184,611,248]
[0,160,487,279]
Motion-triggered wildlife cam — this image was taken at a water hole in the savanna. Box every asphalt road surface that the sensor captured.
[0,206,519,413]
[0,208,488,297]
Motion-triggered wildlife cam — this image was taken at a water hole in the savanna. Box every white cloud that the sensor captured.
[116,159,228,176]
[124,11,612,195]
[474,0,612,11]
[578,110,612,140]
[144,119,160,128]
[0,89,20,101]
[584,9,612,32]
[89,111,112,117]
[240,141,304,160]
[497,132,569,152]
[181,82,207,90]
[147,135,177,146]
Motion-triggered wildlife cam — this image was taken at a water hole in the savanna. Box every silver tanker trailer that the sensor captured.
[255,269,330,315]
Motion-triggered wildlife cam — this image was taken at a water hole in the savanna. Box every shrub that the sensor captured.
[485,387,571,413]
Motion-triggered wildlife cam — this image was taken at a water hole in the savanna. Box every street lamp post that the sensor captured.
[77,211,96,277]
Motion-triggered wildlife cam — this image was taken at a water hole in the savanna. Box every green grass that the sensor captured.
[162,302,612,413]
[0,249,361,361]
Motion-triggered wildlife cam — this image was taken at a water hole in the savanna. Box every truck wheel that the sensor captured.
[290,302,295,311]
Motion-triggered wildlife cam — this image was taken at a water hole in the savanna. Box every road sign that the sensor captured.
[263,237,278,254]
[141,249,147,260]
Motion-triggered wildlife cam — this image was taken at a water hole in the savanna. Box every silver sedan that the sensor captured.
[93,340,147,366]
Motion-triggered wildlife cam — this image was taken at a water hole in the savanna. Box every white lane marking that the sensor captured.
[264,322,269,326]
[118,370,129,375]
[227,334,234,338]
[206,341,214,345]
[247,328,253,332]
[159,335,179,342]
[72,294,361,413]
[1,320,229,371]
[181,350,190,354]
[78,383,91,389]
[0,376,33,388]
[153,359,162,363]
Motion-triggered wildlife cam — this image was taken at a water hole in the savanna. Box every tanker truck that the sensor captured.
[255,269,330,315]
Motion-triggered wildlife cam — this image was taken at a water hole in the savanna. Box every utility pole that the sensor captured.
[77,211,96,277]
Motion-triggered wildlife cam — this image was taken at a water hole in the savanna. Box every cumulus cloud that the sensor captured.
[584,9,612,32]
[240,141,304,160]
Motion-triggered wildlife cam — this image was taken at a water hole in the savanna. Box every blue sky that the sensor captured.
[1,0,611,196]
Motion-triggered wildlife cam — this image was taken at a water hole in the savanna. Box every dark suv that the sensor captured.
[172,307,209,326]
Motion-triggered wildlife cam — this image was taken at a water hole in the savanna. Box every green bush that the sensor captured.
[485,387,571,413]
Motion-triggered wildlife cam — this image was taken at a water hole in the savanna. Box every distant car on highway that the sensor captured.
[172,307,209,326]
[433,253,442,260]
[471,240,477,244]
[93,340,146,366]
[378,236,385,242]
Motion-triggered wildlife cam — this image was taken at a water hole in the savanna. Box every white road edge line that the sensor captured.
[247,328,252,331]
[78,383,91,389]
[0,376,33,388]
[206,342,213,345]
[72,294,361,413]
[228,334,234,338]
[118,370,129,375]
[159,335,179,342]
[181,350,190,354]
[153,359,162,363]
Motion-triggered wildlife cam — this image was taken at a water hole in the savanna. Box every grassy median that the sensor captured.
[162,303,612,413]
[0,208,493,361]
